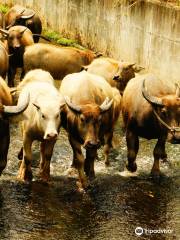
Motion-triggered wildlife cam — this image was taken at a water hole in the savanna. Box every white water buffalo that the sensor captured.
[60,71,121,190]
[17,69,65,182]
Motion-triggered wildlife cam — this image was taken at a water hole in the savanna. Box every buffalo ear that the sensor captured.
[132,65,145,73]
[33,103,40,111]
[60,103,65,110]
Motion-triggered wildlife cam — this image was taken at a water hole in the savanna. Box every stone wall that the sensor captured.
[2,0,180,81]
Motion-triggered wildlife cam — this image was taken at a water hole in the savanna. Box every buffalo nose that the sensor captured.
[85,140,100,149]
[14,45,20,49]
[45,133,58,140]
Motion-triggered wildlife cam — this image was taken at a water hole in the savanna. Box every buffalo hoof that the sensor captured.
[76,178,89,192]
[87,172,95,181]
[18,148,23,160]
[105,159,110,166]
[18,169,33,182]
[126,162,137,172]
[151,169,161,178]
[66,167,78,177]
[39,173,50,183]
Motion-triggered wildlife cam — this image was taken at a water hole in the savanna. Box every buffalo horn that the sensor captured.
[0,28,9,36]
[142,79,164,107]
[3,90,29,115]
[20,27,28,35]
[64,96,81,113]
[100,97,113,112]
[21,12,35,19]
[175,83,180,98]
[6,9,26,29]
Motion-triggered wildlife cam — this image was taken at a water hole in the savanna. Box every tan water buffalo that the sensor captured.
[84,57,143,94]
[24,43,99,80]
[0,26,34,87]
[60,71,121,190]
[4,5,42,43]
[0,41,9,79]
[0,76,29,175]
[122,74,180,176]
[16,69,65,182]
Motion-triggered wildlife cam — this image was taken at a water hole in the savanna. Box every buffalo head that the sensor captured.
[33,99,65,141]
[0,26,33,50]
[113,63,137,93]
[65,96,113,149]
[142,80,180,144]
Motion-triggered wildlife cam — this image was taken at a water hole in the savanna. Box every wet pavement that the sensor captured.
[0,118,179,240]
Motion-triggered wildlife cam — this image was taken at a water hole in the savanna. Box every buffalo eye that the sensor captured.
[98,115,102,122]
[42,114,46,119]
[56,114,59,119]
[161,108,168,118]
[80,115,85,123]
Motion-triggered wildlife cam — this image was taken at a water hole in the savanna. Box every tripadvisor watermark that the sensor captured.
[135,227,173,236]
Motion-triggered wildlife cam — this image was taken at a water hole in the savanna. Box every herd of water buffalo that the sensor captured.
[0,5,179,191]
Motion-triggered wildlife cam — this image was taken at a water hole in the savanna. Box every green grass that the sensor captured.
[0,4,9,14]
[43,29,85,50]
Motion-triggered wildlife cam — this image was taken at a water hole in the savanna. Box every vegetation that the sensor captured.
[43,29,85,49]
[0,4,9,14]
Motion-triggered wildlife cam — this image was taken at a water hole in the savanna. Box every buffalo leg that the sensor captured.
[69,136,88,189]
[126,129,139,172]
[8,67,16,87]
[39,140,56,182]
[20,68,25,80]
[18,134,33,182]
[103,131,113,166]
[85,149,97,180]
[0,125,10,175]
[152,138,166,176]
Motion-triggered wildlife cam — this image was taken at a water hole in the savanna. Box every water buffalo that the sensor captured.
[60,71,121,190]
[0,76,29,175]
[16,69,65,182]
[84,57,143,94]
[24,43,99,80]
[122,74,180,176]
[0,25,34,87]
[0,41,9,79]
[4,5,42,43]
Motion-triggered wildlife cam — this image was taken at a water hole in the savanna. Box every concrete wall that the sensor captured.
[2,0,180,82]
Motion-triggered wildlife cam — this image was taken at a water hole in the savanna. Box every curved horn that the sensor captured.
[142,79,164,107]
[0,28,9,36]
[6,20,16,30]
[3,90,30,116]
[21,12,35,19]
[175,83,180,98]
[20,27,28,35]
[64,96,81,113]
[100,97,113,112]
[6,9,26,29]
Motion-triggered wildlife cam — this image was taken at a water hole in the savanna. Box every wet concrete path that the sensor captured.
[0,118,179,240]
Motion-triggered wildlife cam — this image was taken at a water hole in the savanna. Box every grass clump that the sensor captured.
[43,29,85,50]
[0,4,9,14]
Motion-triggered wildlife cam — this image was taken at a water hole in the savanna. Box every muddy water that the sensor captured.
[0,119,179,240]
